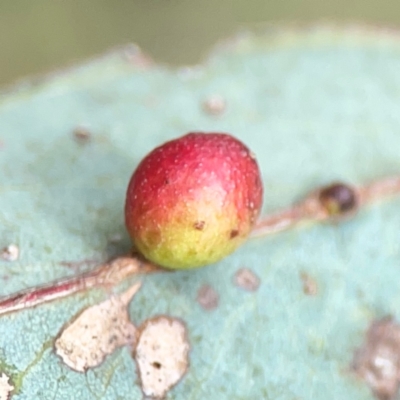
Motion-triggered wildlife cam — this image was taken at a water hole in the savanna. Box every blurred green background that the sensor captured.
[1,0,400,86]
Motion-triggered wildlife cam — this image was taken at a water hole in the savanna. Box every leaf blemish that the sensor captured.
[73,126,91,143]
[300,272,318,296]
[135,316,189,399]
[233,268,260,292]
[193,221,205,231]
[0,372,14,400]
[319,182,358,217]
[352,316,400,400]
[197,284,219,311]
[1,244,19,262]
[55,282,141,372]
[202,94,226,116]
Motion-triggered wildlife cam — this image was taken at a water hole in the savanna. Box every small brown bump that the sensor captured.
[233,268,260,292]
[197,284,219,310]
[300,272,318,296]
[319,182,358,217]
[230,229,239,239]
[193,221,205,231]
[73,126,91,143]
[202,95,226,116]
[353,317,400,400]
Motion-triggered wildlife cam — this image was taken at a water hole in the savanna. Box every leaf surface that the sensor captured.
[1,28,400,399]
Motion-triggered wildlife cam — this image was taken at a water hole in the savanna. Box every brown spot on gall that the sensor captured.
[197,284,219,310]
[230,229,239,239]
[233,268,260,292]
[193,221,205,231]
[353,317,400,400]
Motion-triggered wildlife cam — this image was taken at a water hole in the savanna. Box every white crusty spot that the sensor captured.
[55,282,141,372]
[0,373,14,400]
[1,244,19,262]
[135,316,190,399]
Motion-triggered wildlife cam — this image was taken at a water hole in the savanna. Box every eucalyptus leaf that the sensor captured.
[2,27,400,399]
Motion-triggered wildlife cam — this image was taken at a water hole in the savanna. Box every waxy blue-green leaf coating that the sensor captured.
[1,27,400,399]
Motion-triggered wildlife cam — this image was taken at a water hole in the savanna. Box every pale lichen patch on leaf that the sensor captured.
[0,245,19,262]
[135,316,189,399]
[233,268,260,292]
[196,284,219,310]
[55,282,141,372]
[0,373,14,400]
[353,317,400,400]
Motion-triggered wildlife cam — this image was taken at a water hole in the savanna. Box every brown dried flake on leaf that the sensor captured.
[55,282,141,372]
[300,272,318,296]
[0,244,19,262]
[197,284,219,310]
[135,316,190,399]
[233,268,260,292]
[0,373,14,400]
[353,317,400,400]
